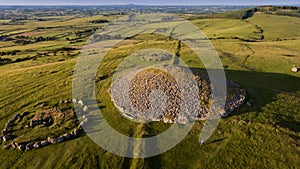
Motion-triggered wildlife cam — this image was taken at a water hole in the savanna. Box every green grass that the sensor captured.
[248,13,300,40]
[209,39,300,76]
[192,18,260,40]
[0,11,299,169]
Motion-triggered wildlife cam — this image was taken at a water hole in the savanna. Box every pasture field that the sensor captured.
[248,13,300,40]
[0,7,299,169]
[192,18,261,40]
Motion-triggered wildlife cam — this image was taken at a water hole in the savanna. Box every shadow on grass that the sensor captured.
[206,137,229,145]
[190,67,300,110]
[190,67,300,133]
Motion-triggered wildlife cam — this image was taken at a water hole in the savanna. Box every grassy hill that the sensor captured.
[0,7,299,168]
[248,14,300,40]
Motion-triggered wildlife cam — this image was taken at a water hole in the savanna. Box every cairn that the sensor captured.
[1,98,89,152]
[110,65,246,123]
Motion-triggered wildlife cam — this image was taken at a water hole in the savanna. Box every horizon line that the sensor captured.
[0,4,299,6]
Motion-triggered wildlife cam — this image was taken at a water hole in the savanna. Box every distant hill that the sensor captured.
[257,6,300,18]
[189,5,300,20]
[188,8,257,20]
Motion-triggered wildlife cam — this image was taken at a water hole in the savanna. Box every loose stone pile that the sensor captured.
[133,49,173,62]
[222,89,246,117]
[141,53,172,61]
[110,65,246,123]
[129,68,182,120]
[30,109,53,127]
[1,99,89,151]
[111,65,201,123]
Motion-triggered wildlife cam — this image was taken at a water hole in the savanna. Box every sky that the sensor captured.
[0,0,299,6]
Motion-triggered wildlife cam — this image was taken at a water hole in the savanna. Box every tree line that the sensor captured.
[15,36,57,45]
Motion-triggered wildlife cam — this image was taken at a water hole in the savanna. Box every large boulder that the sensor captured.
[11,141,18,149]
[5,120,13,128]
[47,137,57,144]
[2,129,7,135]
[291,67,299,72]
[83,105,89,112]
[21,112,29,117]
[26,143,33,150]
[72,128,80,137]
[177,115,188,124]
[41,140,49,146]
[78,100,84,106]
[63,133,71,140]
[12,114,21,121]
[64,99,72,104]
[33,142,41,148]
[4,144,11,149]
[18,145,25,151]
[2,135,10,142]
[57,136,64,143]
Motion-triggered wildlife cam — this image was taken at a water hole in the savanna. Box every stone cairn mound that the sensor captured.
[111,65,203,123]
[129,68,182,121]
[110,65,247,123]
[0,99,89,151]
[133,49,173,62]
[192,69,247,117]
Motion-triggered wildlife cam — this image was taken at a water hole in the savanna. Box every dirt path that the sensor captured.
[128,123,145,169]
[220,50,256,71]
[242,43,256,65]
[172,40,181,65]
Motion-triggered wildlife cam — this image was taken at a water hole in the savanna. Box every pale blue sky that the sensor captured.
[0,0,299,5]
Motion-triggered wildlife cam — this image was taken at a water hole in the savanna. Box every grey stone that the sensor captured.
[247,102,252,106]
[78,100,84,106]
[47,137,57,144]
[177,116,188,124]
[4,144,11,149]
[21,112,29,117]
[12,114,21,121]
[33,142,40,148]
[64,100,71,104]
[3,135,10,142]
[11,141,17,149]
[57,136,64,143]
[291,67,299,72]
[2,129,7,135]
[41,140,49,146]
[18,145,25,151]
[26,143,33,150]
[63,133,71,139]
[72,127,81,137]
[40,102,48,108]
[83,105,89,112]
